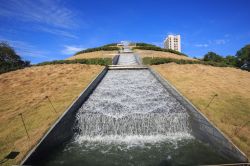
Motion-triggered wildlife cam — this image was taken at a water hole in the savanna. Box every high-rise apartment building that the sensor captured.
[164,35,181,52]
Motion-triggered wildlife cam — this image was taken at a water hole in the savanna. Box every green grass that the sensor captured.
[134,44,188,56]
[74,46,119,55]
[36,58,112,66]
[143,57,235,67]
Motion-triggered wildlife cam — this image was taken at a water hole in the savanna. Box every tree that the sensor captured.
[0,42,22,64]
[235,44,250,67]
[224,55,237,66]
[203,52,224,62]
[0,42,30,73]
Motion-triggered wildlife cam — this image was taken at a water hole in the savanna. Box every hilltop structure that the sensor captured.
[164,35,181,52]
[117,41,136,47]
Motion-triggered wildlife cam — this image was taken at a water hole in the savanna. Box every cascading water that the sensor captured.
[117,54,138,65]
[40,54,232,166]
[75,70,191,144]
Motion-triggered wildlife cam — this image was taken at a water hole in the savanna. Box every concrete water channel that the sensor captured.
[22,51,248,165]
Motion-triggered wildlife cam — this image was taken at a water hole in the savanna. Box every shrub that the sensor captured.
[203,52,224,62]
[135,43,157,47]
[143,57,233,68]
[36,58,112,66]
[102,43,118,47]
[134,43,188,57]
[75,45,119,55]
[224,55,238,66]
[202,50,249,69]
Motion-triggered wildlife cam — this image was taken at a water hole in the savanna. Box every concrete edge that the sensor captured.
[108,66,148,70]
[148,67,248,162]
[134,54,142,65]
[112,54,120,65]
[21,66,109,165]
[108,65,145,67]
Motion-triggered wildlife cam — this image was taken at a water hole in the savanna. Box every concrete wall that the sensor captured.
[21,67,108,165]
[112,55,120,65]
[134,54,142,65]
[149,67,248,162]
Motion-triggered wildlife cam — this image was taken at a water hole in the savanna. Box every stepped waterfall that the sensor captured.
[75,70,192,144]
[40,53,231,166]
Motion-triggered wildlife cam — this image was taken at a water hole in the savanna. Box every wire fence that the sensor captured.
[0,95,69,165]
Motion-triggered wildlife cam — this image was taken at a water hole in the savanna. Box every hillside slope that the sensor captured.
[134,49,196,60]
[153,63,250,158]
[0,64,103,165]
[68,50,118,60]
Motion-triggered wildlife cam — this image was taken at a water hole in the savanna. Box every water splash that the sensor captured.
[76,112,190,136]
[76,70,192,144]
[118,54,138,65]
[75,134,193,146]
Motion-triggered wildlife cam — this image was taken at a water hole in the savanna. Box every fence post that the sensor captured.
[205,94,218,110]
[46,96,57,113]
[19,113,30,140]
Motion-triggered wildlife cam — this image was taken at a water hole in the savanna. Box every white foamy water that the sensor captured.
[75,134,193,145]
[117,54,138,65]
[76,112,190,136]
[75,70,192,144]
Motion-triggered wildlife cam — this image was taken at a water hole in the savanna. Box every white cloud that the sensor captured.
[194,44,209,48]
[0,0,76,29]
[37,27,78,39]
[0,0,82,38]
[61,45,85,55]
[215,39,226,45]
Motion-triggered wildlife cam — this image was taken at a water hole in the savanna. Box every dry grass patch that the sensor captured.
[0,64,103,165]
[153,63,250,158]
[68,51,117,60]
[135,49,196,60]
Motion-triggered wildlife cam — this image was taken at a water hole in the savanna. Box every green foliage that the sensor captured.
[135,43,157,47]
[203,52,224,62]
[102,43,118,47]
[36,58,112,66]
[0,42,30,74]
[134,43,188,57]
[202,52,239,67]
[202,47,250,70]
[143,57,232,67]
[224,55,238,66]
[75,45,119,55]
[236,44,250,67]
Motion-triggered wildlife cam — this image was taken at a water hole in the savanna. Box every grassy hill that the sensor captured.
[0,46,117,165]
[0,44,249,164]
[153,63,250,158]
[0,64,103,165]
[68,50,118,60]
[134,49,195,60]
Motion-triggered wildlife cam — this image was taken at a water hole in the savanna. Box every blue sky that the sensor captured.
[0,0,250,63]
